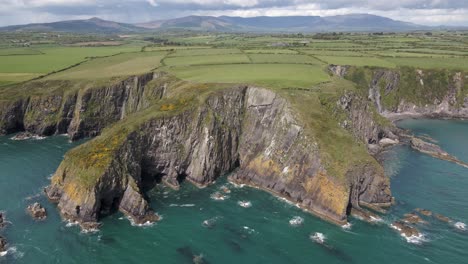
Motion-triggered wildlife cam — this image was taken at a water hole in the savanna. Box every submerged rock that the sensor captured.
[415,208,432,217]
[11,132,34,141]
[403,213,426,225]
[0,212,5,228]
[27,202,47,220]
[434,213,451,223]
[0,236,6,252]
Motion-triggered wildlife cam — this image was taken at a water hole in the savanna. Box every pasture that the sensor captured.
[1,31,468,88]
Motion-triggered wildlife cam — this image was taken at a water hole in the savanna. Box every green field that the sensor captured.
[168,64,330,88]
[47,51,166,80]
[247,54,320,64]
[164,54,250,66]
[1,31,468,87]
[316,56,396,68]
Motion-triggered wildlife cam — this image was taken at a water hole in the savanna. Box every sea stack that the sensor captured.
[27,203,47,220]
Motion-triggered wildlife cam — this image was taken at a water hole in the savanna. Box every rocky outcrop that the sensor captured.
[46,86,392,228]
[329,65,350,78]
[27,203,47,220]
[410,137,468,168]
[0,72,167,140]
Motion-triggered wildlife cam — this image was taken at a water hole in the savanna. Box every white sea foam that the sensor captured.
[310,232,326,244]
[210,192,229,201]
[237,201,252,208]
[81,227,100,234]
[1,247,23,259]
[454,222,466,231]
[289,216,304,227]
[370,216,383,223]
[169,204,196,207]
[342,222,352,230]
[243,226,256,234]
[229,182,245,188]
[390,224,427,245]
[202,216,220,228]
[65,220,79,227]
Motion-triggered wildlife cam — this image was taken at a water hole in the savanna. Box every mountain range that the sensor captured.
[0,14,456,33]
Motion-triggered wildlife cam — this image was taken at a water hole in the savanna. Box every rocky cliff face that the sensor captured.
[0,72,167,140]
[345,67,468,120]
[45,85,392,228]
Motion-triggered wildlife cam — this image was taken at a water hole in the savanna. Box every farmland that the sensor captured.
[0,31,467,88]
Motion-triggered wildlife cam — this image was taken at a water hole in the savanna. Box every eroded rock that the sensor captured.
[46,86,392,228]
[27,202,47,220]
[391,221,421,238]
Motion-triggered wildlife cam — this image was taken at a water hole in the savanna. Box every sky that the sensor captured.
[0,0,467,27]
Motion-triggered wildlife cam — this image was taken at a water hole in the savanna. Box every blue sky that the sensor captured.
[0,0,467,26]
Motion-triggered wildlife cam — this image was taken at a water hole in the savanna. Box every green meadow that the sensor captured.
[1,31,468,87]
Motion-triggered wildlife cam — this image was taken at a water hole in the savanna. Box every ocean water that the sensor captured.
[0,119,467,264]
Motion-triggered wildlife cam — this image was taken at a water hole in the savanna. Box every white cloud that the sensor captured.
[0,0,467,26]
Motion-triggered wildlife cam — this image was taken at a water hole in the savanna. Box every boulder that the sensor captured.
[379,138,399,147]
[27,203,47,220]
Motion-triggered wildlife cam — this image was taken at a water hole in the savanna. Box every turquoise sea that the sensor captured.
[0,119,467,263]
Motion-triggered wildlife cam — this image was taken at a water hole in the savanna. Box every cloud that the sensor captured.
[0,0,467,26]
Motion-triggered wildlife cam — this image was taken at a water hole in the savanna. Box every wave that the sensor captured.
[169,204,196,207]
[390,224,428,245]
[454,222,466,231]
[127,214,160,227]
[210,192,229,201]
[237,201,252,208]
[202,216,221,228]
[1,247,24,259]
[342,222,352,230]
[310,232,326,244]
[289,216,304,227]
[243,226,257,235]
[65,220,79,227]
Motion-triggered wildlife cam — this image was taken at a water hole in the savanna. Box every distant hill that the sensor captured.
[138,14,429,32]
[0,14,445,33]
[0,17,144,33]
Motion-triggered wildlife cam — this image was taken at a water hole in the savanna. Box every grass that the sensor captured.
[167,64,330,88]
[46,51,166,80]
[243,49,298,54]
[387,57,468,70]
[164,54,250,66]
[0,45,143,85]
[167,48,242,57]
[316,56,396,68]
[247,54,320,64]
[0,48,43,56]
